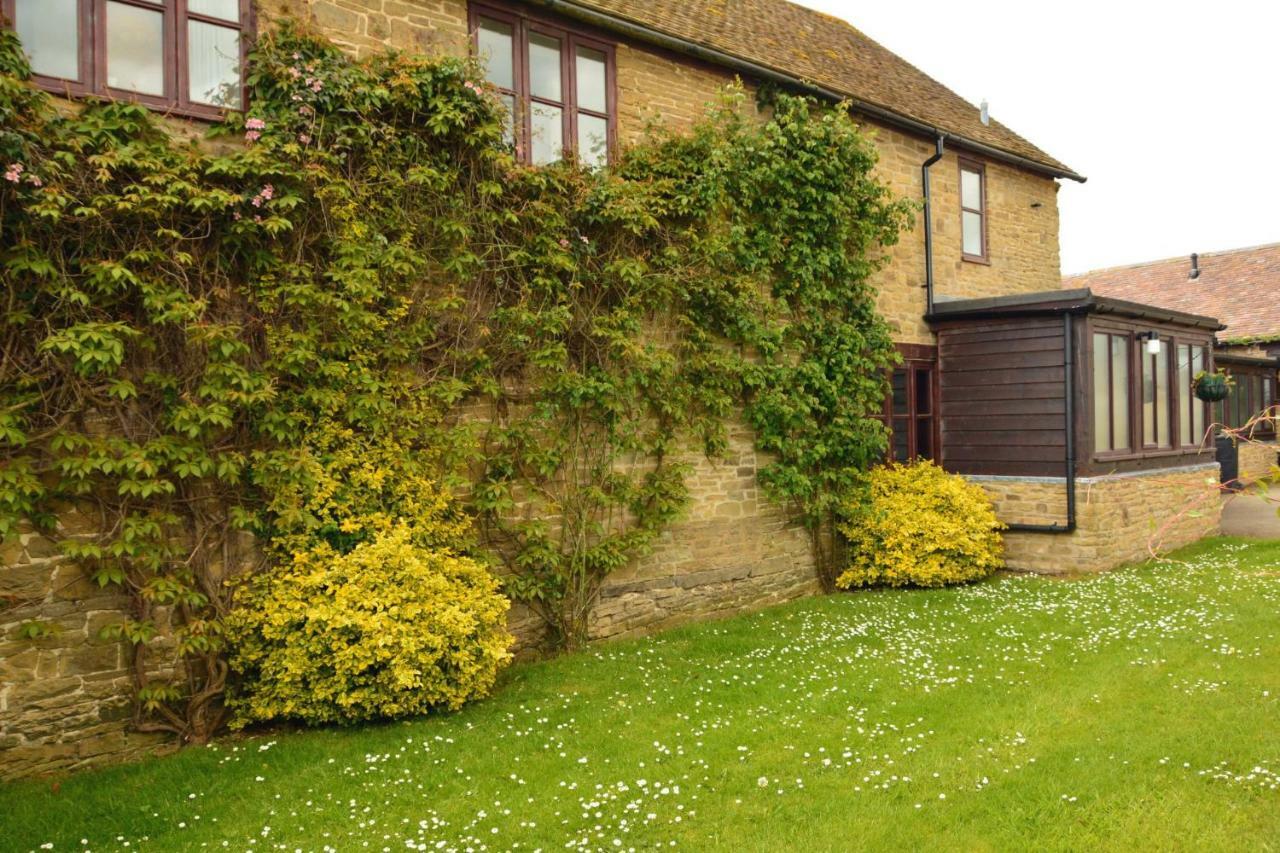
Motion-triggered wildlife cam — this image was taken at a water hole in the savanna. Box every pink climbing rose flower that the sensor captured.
[4,163,23,183]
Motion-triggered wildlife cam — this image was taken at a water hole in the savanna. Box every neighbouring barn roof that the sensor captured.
[1063,243,1280,342]
[547,0,1082,180]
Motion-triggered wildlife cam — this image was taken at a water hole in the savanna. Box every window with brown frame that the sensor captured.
[1141,337,1172,448]
[470,3,615,168]
[1176,343,1209,447]
[1215,363,1277,438]
[959,158,987,262]
[1092,331,1132,453]
[879,348,937,463]
[2,0,250,118]
[1092,328,1211,458]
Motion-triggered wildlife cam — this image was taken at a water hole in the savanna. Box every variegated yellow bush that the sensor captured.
[836,461,1004,589]
[226,526,512,727]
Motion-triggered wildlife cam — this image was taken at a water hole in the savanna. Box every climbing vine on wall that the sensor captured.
[0,21,910,733]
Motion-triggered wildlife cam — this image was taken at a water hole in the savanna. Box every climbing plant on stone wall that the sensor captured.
[0,21,909,734]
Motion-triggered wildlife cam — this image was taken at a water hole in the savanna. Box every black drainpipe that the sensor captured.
[1005,312,1078,533]
[921,135,945,315]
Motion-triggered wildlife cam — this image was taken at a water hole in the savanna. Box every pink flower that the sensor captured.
[260,184,274,200]
[245,117,266,130]
[298,133,311,144]
[233,211,242,221]
[310,80,323,93]
[4,163,23,183]
[244,130,261,143]
[559,238,570,248]
[27,175,42,188]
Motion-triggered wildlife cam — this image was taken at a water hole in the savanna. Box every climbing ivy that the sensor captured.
[0,21,909,733]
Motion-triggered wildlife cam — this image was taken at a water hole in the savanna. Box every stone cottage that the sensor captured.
[0,0,1228,775]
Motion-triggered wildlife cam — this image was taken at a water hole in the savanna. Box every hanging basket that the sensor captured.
[1193,370,1232,403]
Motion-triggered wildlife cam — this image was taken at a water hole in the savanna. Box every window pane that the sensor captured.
[577,113,608,168]
[15,0,80,80]
[476,17,514,90]
[107,1,165,96]
[1192,348,1206,441]
[891,369,908,415]
[1177,345,1191,445]
[914,369,932,415]
[962,210,983,256]
[1155,341,1170,446]
[188,0,241,22]
[961,168,982,210]
[188,21,241,107]
[498,94,516,147]
[530,102,563,165]
[915,419,932,460]
[1093,334,1111,452]
[576,45,607,112]
[528,32,562,101]
[1142,350,1156,445]
[1111,336,1130,450]
[892,418,909,461]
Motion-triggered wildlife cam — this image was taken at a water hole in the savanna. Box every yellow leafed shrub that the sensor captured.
[836,460,1004,589]
[226,526,512,727]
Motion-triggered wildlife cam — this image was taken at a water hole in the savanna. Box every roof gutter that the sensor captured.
[531,0,1087,183]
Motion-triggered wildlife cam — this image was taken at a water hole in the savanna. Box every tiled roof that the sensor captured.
[1063,243,1280,342]
[562,0,1079,179]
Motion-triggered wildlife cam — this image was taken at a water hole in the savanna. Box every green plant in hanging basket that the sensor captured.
[1193,369,1233,402]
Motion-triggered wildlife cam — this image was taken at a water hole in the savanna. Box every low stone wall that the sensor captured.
[0,527,169,779]
[1236,439,1279,484]
[505,425,819,654]
[2,426,818,779]
[973,463,1223,574]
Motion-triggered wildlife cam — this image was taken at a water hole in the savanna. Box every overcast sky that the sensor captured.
[799,0,1280,275]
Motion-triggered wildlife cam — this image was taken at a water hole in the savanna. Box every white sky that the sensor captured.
[798,0,1280,275]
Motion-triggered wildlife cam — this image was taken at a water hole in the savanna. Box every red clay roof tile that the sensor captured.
[1063,244,1280,342]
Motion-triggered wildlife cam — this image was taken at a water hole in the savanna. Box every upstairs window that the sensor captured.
[959,158,987,262]
[471,4,615,167]
[3,0,249,117]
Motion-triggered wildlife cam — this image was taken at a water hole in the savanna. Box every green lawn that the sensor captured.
[5,538,1279,852]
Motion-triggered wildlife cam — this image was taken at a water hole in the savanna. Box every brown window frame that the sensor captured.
[1092,330,1132,455]
[958,157,989,264]
[1175,342,1210,449]
[880,344,939,464]
[1,0,253,120]
[1139,336,1174,450]
[1089,320,1214,463]
[1215,362,1278,439]
[469,1,617,167]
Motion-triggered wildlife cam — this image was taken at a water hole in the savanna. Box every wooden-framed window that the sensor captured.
[1092,331,1132,453]
[1215,363,1278,438]
[880,345,938,463]
[470,2,615,167]
[1141,337,1172,448]
[2,0,250,118]
[1091,324,1213,459]
[1176,343,1209,448]
[959,158,987,262]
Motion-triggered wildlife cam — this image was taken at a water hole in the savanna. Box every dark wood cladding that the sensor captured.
[936,316,1067,477]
